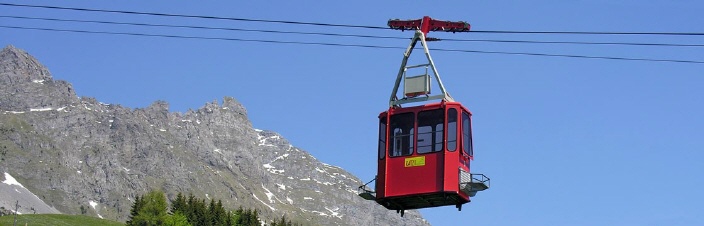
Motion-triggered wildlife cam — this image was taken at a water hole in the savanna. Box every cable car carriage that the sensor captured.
[359,16,489,216]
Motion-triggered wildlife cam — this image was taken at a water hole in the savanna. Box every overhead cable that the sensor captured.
[1,25,702,64]
[0,15,404,40]
[441,38,704,48]
[3,15,703,48]
[2,2,704,36]
[0,2,387,29]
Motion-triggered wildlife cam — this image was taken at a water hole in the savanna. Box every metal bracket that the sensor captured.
[389,30,454,107]
[459,169,490,197]
[358,176,377,200]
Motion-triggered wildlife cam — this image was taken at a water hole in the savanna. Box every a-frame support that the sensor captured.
[389,30,454,107]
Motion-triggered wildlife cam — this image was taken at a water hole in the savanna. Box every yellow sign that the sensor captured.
[404,156,426,167]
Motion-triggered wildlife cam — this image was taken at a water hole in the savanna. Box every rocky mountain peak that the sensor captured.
[0,45,78,111]
[0,45,52,85]
[222,96,247,116]
[143,100,170,120]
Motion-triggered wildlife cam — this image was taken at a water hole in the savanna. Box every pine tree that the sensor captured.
[212,200,227,226]
[131,190,169,226]
[207,198,217,226]
[235,207,250,226]
[171,192,188,215]
[225,210,233,226]
[249,209,259,226]
[186,194,197,225]
[194,197,209,226]
[164,212,192,226]
[126,195,144,226]
[233,207,244,225]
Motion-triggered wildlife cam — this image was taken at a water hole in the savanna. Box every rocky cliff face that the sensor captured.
[0,45,429,225]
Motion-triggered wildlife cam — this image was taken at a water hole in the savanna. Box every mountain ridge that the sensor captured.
[0,45,429,225]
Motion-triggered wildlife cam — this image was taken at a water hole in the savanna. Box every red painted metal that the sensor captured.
[387,19,422,31]
[375,101,474,210]
[420,16,432,37]
[388,16,471,37]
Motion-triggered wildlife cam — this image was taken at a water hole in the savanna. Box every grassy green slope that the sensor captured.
[0,214,123,226]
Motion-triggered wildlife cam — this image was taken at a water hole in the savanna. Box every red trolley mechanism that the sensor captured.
[359,16,489,216]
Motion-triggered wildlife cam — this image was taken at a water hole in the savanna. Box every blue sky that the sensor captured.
[2,1,703,225]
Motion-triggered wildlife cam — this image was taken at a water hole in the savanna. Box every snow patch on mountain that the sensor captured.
[30,107,52,112]
[263,163,285,174]
[262,185,275,203]
[257,132,281,147]
[89,200,104,218]
[253,194,276,211]
[325,206,343,219]
[2,172,25,188]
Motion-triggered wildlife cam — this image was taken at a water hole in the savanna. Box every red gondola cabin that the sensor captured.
[358,17,489,215]
[375,101,487,211]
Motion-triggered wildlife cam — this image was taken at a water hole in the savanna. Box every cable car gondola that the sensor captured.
[359,16,489,216]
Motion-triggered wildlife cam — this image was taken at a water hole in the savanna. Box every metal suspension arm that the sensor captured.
[388,30,455,107]
[387,16,470,107]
